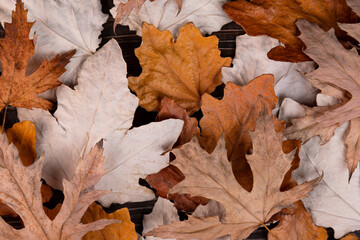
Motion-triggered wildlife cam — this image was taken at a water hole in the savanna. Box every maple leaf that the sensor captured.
[293,122,360,238]
[222,34,317,105]
[2,0,107,87]
[223,0,358,62]
[116,0,231,37]
[129,22,231,114]
[0,132,117,239]
[147,109,321,240]
[81,202,137,240]
[282,20,360,178]
[0,0,73,110]
[199,74,281,191]
[18,39,183,205]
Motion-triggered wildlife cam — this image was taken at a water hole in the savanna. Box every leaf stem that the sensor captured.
[261,221,278,240]
[1,105,8,133]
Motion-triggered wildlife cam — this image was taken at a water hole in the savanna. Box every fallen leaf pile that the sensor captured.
[0,0,359,239]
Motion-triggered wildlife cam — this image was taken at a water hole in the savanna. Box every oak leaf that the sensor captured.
[128,22,231,114]
[339,0,360,42]
[81,202,137,240]
[116,0,231,37]
[199,75,280,191]
[222,0,358,62]
[282,20,360,178]
[147,109,321,240]
[0,132,118,239]
[18,39,183,206]
[0,1,73,110]
[293,122,360,238]
[222,34,317,105]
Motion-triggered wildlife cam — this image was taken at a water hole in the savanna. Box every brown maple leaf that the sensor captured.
[113,0,182,27]
[128,22,231,114]
[0,0,74,111]
[199,74,282,191]
[147,109,321,240]
[223,0,358,62]
[283,20,360,178]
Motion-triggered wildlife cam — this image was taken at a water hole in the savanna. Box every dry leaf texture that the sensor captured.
[222,34,317,105]
[18,39,183,205]
[283,20,360,178]
[116,0,231,37]
[199,75,279,191]
[2,0,107,86]
[293,122,360,238]
[0,134,117,240]
[0,1,73,110]
[129,23,231,114]
[148,110,321,240]
[223,0,358,62]
[339,0,360,43]
[81,202,137,240]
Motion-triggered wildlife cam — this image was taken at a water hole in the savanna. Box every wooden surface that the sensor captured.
[0,0,360,239]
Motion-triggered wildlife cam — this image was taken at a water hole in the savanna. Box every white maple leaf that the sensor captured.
[293,122,360,238]
[113,0,231,37]
[222,34,317,106]
[18,39,183,205]
[2,0,107,87]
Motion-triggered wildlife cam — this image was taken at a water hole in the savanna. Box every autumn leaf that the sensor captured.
[128,22,231,114]
[222,34,317,105]
[339,0,360,42]
[147,109,321,240]
[282,20,360,178]
[18,39,183,206]
[0,0,74,110]
[116,0,231,37]
[199,74,280,191]
[293,123,360,238]
[223,0,358,62]
[0,132,118,239]
[81,202,137,240]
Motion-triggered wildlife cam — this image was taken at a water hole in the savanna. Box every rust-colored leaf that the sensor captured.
[128,22,231,114]
[81,202,137,240]
[223,0,358,62]
[0,0,74,110]
[199,74,281,191]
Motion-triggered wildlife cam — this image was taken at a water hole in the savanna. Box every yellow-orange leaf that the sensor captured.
[0,0,74,110]
[81,202,137,240]
[129,22,231,114]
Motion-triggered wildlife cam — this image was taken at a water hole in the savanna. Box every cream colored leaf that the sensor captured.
[0,133,117,239]
[293,122,360,238]
[148,110,320,240]
[115,0,231,37]
[2,0,107,87]
[18,39,183,205]
[221,34,317,106]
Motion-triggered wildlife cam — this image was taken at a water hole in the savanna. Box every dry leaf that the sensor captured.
[147,109,321,240]
[199,75,280,191]
[0,1,73,110]
[293,122,360,238]
[341,234,360,240]
[0,132,117,239]
[128,22,231,114]
[283,20,360,178]
[339,0,360,42]
[18,39,183,206]
[116,0,231,37]
[81,202,137,240]
[222,34,317,105]
[223,0,358,62]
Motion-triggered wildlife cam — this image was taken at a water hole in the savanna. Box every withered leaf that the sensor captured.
[147,109,321,240]
[223,0,358,62]
[0,134,117,239]
[128,22,231,114]
[199,74,280,191]
[81,203,137,240]
[0,0,74,110]
[283,20,360,178]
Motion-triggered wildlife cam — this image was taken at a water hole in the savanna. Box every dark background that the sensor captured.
[0,0,359,239]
